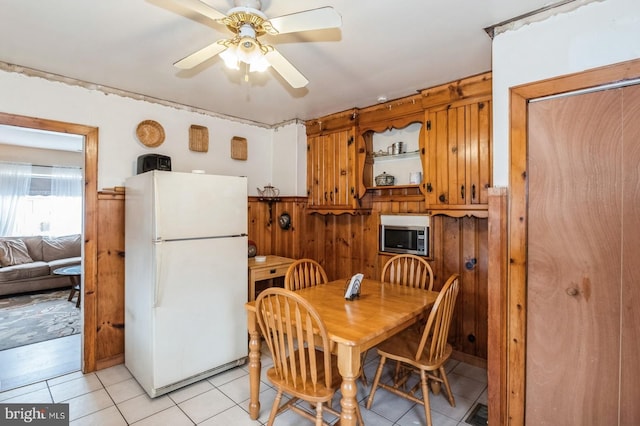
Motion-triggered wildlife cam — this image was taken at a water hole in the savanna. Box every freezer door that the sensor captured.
[151,236,248,390]
[153,171,248,240]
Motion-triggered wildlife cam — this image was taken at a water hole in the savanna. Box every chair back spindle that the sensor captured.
[256,288,333,392]
[381,254,434,290]
[285,259,329,291]
[416,274,460,363]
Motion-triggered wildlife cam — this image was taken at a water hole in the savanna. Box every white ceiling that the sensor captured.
[0,125,84,152]
[0,0,558,127]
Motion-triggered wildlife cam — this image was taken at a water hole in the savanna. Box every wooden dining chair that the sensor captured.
[255,287,363,426]
[360,254,435,385]
[284,258,328,291]
[380,254,434,290]
[365,273,460,426]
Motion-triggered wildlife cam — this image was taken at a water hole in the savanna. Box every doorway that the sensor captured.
[0,112,98,391]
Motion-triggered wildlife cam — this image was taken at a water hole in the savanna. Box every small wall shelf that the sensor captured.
[258,197,280,225]
[371,151,420,162]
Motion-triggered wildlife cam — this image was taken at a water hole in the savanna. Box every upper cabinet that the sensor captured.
[306,109,369,215]
[304,72,492,217]
[421,72,492,217]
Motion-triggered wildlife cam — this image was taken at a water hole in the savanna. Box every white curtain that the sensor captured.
[50,166,83,236]
[0,162,32,236]
[51,166,83,198]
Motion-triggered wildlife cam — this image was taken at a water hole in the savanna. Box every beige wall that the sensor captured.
[0,143,83,167]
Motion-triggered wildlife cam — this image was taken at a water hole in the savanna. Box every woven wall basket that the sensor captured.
[189,125,209,152]
[136,120,165,147]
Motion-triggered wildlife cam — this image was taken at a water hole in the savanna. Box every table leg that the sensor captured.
[67,275,81,308]
[337,344,360,426]
[247,310,261,420]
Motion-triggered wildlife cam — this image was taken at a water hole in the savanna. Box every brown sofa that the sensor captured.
[0,234,81,296]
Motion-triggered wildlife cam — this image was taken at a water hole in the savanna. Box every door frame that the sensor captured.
[494,58,640,424]
[0,112,99,373]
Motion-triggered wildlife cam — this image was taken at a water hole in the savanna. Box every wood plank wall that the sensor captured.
[95,192,125,370]
[248,192,489,364]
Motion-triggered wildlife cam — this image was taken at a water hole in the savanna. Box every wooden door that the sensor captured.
[465,99,491,205]
[620,83,640,426]
[424,98,491,208]
[526,86,640,424]
[307,134,324,208]
[306,128,354,210]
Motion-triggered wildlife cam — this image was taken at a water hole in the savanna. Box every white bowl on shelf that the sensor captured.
[254,256,267,262]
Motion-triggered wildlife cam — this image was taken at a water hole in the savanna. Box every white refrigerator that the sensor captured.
[124,170,248,398]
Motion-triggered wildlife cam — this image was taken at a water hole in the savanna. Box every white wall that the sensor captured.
[271,122,308,196]
[492,0,640,186]
[0,70,305,196]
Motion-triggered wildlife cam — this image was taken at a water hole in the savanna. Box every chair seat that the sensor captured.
[376,328,452,371]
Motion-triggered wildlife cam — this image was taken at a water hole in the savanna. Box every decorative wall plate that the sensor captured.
[136,120,165,147]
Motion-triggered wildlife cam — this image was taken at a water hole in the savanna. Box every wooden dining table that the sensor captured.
[244,277,438,425]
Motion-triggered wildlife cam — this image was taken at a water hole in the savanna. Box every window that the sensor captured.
[0,162,82,237]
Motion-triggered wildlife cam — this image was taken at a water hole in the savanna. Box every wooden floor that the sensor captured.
[0,334,81,392]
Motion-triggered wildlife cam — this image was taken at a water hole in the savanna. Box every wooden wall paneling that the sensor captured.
[474,218,488,360]
[271,198,296,258]
[247,198,272,256]
[360,213,377,279]
[459,218,477,356]
[95,192,125,369]
[304,213,323,263]
[335,214,352,281]
[487,187,508,426]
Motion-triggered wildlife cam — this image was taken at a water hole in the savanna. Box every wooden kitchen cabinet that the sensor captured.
[306,109,368,214]
[421,73,492,217]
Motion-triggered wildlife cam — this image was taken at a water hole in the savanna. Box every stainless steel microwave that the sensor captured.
[379,215,430,257]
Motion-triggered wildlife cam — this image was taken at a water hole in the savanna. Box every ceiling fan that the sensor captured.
[172,0,342,88]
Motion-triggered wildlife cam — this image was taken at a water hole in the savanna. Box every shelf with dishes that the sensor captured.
[370,150,420,162]
[366,184,424,201]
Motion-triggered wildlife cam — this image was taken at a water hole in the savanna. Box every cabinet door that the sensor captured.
[307,128,356,210]
[423,98,491,209]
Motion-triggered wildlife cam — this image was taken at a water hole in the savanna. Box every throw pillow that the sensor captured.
[42,234,82,261]
[0,239,34,267]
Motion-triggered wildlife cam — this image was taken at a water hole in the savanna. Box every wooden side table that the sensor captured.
[247,256,295,302]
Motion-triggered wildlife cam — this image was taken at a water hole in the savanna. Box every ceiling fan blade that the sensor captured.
[171,0,227,21]
[265,48,308,88]
[268,6,341,35]
[174,41,227,69]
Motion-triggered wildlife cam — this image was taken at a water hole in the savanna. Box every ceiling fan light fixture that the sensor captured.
[249,54,270,72]
[237,36,261,63]
[171,2,341,88]
[220,46,240,70]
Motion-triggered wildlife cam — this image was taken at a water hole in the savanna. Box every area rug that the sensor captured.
[0,289,80,351]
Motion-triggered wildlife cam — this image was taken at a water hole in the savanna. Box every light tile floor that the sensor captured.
[0,346,487,425]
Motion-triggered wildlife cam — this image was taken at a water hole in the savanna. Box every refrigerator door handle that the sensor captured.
[153,239,162,307]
